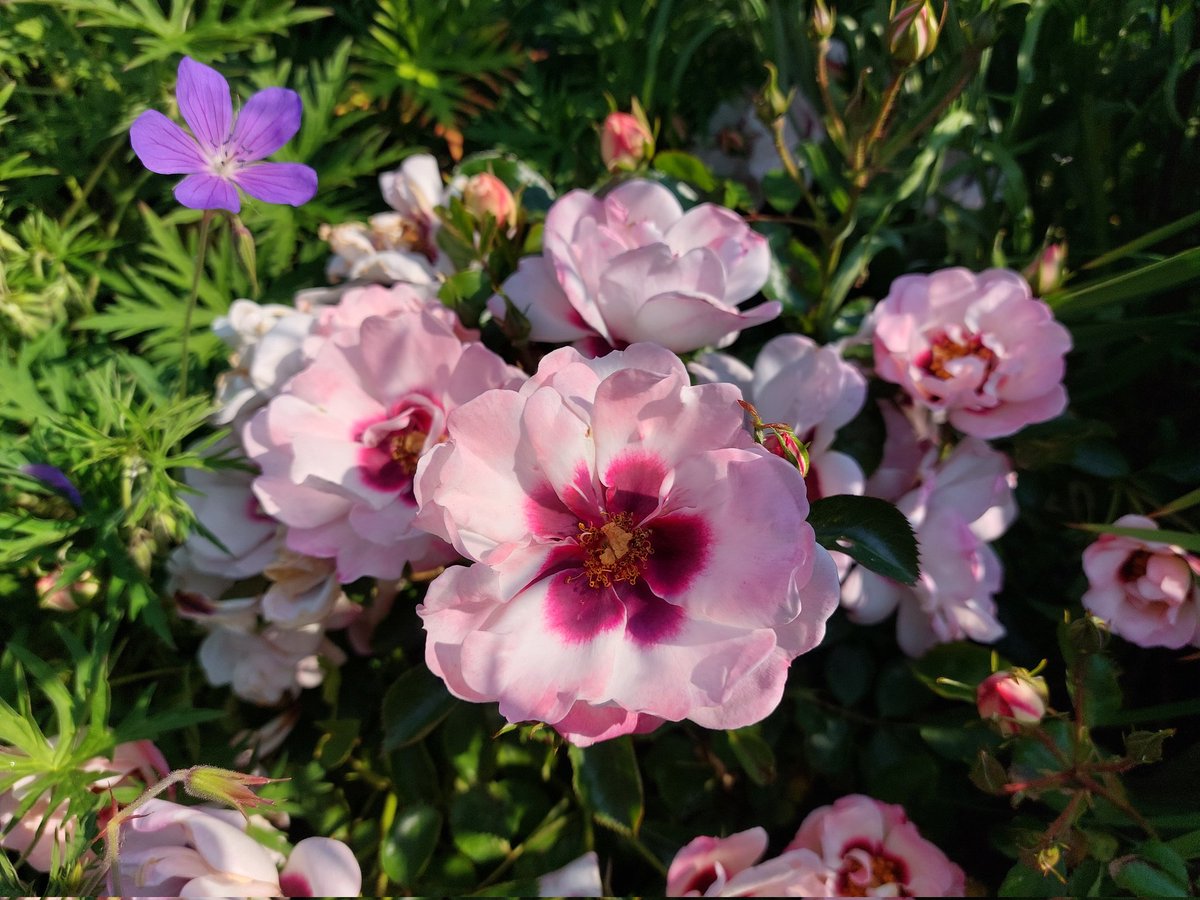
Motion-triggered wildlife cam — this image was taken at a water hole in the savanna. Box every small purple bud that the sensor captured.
[20,464,83,508]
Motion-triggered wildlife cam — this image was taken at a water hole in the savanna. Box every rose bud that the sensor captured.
[462,172,517,229]
[600,111,654,171]
[886,0,941,66]
[1023,242,1068,296]
[977,669,1049,736]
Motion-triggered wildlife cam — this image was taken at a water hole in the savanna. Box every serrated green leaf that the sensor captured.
[569,737,643,835]
[809,495,919,585]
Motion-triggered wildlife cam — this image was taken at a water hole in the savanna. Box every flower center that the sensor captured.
[1119,549,1152,583]
[388,429,428,475]
[924,331,996,380]
[838,845,909,897]
[576,512,654,588]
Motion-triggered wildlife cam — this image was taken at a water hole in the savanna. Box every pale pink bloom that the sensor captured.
[665,827,842,897]
[1082,515,1200,649]
[488,180,777,353]
[416,343,839,745]
[786,795,966,897]
[537,851,604,897]
[861,399,937,504]
[212,299,313,427]
[977,670,1049,735]
[600,111,654,171]
[691,334,867,501]
[322,153,448,284]
[244,309,524,581]
[840,438,1016,656]
[869,267,1072,439]
[697,93,826,190]
[111,799,361,897]
[0,741,169,872]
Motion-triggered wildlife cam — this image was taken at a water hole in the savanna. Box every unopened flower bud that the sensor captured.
[231,215,258,297]
[183,766,285,817]
[810,0,835,40]
[763,426,811,476]
[1067,614,1110,654]
[36,568,99,612]
[462,172,517,229]
[886,0,941,66]
[977,669,1049,736]
[600,111,654,172]
[755,62,796,126]
[1023,242,1068,295]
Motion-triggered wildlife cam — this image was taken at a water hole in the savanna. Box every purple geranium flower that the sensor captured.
[130,57,317,213]
[20,464,83,508]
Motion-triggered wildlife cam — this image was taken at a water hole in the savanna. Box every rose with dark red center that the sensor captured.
[786,794,965,897]
[1082,514,1200,649]
[415,343,839,745]
[870,267,1072,439]
[243,308,524,582]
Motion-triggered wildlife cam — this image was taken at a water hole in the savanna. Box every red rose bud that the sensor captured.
[463,172,517,229]
[764,425,811,476]
[600,111,654,172]
[182,766,286,817]
[1022,242,1067,296]
[886,0,941,66]
[976,669,1049,736]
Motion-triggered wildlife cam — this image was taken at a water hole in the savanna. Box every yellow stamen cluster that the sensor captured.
[389,429,427,475]
[576,512,654,588]
[926,332,997,380]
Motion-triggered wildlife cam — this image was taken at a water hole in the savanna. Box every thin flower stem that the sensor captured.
[61,136,123,229]
[178,211,214,399]
[1075,771,1159,840]
[815,39,848,151]
[102,769,189,894]
[856,71,907,183]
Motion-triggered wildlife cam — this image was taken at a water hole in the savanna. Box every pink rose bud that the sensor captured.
[1023,242,1068,295]
[462,172,517,229]
[600,111,654,171]
[977,670,1049,735]
[887,0,940,65]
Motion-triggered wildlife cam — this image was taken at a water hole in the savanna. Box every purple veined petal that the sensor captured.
[233,162,317,207]
[176,57,233,154]
[129,110,207,175]
[174,173,241,212]
[230,87,302,162]
[20,464,83,508]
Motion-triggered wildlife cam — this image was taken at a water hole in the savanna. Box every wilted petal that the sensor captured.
[176,57,233,153]
[174,173,240,212]
[130,110,207,174]
[234,162,317,207]
[232,87,303,161]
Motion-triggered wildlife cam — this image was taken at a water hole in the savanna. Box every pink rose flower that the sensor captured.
[415,343,839,745]
[0,740,169,872]
[666,827,828,897]
[840,437,1017,656]
[691,335,867,500]
[243,309,524,581]
[1082,515,1200,649]
[786,794,966,897]
[977,669,1049,735]
[869,267,1072,438]
[111,798,361,897]
[488,180,777,353]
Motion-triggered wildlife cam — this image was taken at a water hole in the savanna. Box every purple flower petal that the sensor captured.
[176,57,232,154]
[231,87,302,162]
[129,110,207,175]
[233,162,317,207]
[20,464,83,508]
[174,173,241,212]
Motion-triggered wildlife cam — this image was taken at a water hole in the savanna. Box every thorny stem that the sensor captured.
[1075,771,1159,840]
[815,39,847,150]
[855,70,907,184]
[178,211,214,400]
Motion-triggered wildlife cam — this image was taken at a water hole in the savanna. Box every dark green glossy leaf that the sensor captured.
[382,666,459,751]
[314,718,360,770]
[726,726,776,786]
[569,737,644,835]
[380,802,442,886]
[809,495,919,585]
[652,151,716,192]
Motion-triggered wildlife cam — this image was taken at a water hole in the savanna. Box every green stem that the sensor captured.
[103,769,189,894]
[178,211,214,399]
[61,136,123,229]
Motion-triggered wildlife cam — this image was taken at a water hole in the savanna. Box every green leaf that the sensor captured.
[569,737,644,835]
[1167,828,1200,860]
[725,726,776,786]
[824,642,875,707]
[380,802,442,886]
[998,862,1065,897]
[314,719,360,770]
[1048,247,1200,317]
[652,151,716,193]
[809,495,919,585]
[1111,843,1191,898]
[910,642,1003,702]
[382,666,459,751]
[450,783,521,863]
[1073,522,1200,554]
[761,171,804,214]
